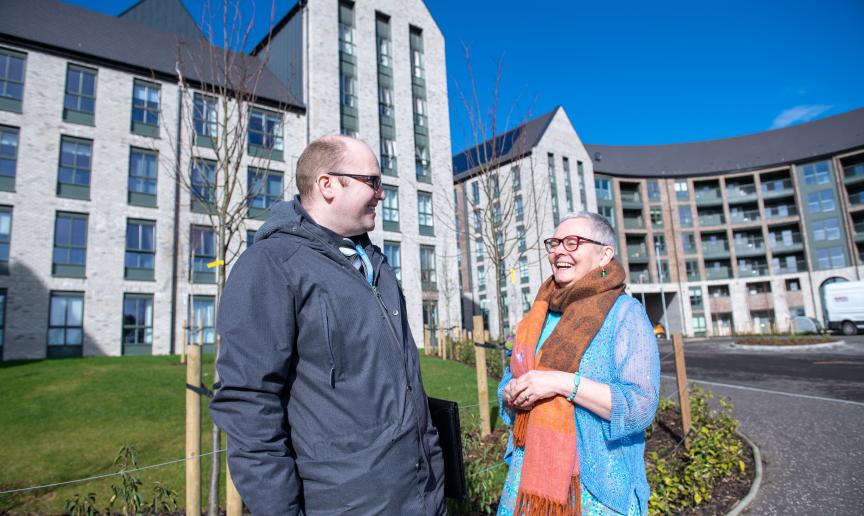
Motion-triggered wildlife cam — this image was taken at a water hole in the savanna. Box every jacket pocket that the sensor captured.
[319,298,337,388]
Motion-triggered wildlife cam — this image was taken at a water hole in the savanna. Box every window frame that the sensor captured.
[128,147,158,207]
[131,79,160,137]
[0,48,26,113]
[125,218,155,281]
[122,293,154,355]
[247,167,283,219]
[190,225,216,284]
[0,125,17,191]
[63,64,97,125]
[47,291,84,357]
[417,191,434,236]
[57,136,92,199]
[247,107,284,160]
[382,186,400,232]
[52,212,88,278]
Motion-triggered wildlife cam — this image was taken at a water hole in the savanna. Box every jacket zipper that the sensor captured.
[371,285,411,383]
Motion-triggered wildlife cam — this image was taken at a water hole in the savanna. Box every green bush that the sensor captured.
[647,386,746,514]
[448,338,506,380]
[448,424,508,515]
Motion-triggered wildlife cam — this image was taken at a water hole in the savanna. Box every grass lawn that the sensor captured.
[0,354,498,514]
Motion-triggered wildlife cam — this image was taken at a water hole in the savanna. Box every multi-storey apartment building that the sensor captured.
[587,108,864,336]
[0,0,456,360]
[453,107,864,338]
[452,107,596,338]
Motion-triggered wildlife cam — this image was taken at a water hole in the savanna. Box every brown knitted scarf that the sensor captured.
[509,259,626,515]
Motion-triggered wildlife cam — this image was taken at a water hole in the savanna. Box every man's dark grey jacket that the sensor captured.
[210,198,446,515]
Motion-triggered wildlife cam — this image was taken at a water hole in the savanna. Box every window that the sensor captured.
[802,161,831,185]
[415,144,430,182]
[0,207,10,274]
[0,125,17,190]
[122,294,153,354]
[417,192,434,236]
[789,306,805,317]
[806,190,835,213]
[519,256,529,283]
[382,186,399,231]
[518,227,527,253]
[380,138,396,173]
[563,157,574,212]
[125,219,155,281]
[340,73,356,108]
[248,108,284,158]
[548,153,559,225]
[338,2,355,55]
[52,212,87,277]
[815,246,846,269]
[650,206,663,227]
[681,232,696,254]
[678,206,692,227]
[577,161,587,207]
[599,205,615,228]
[377,36,392,68]
[0,290,5,348]
[747,281,771,295]
[475,238,484,262]
[48,292,84,355]
[193,93,217,142]
[515,195,524,222]
[692,315,707,337]
[63,64,96,124]
[191,159,215,212]
[471,181,480,204]
[689,287,703,310]
[191,226,216,283]
[57,136,92,199]
[785,278,800,291]
[246,230,256,248]
[647,181,661,202]
[653,234,666,255]
[0,48,25,112]
[708,285,730,297]
[422,300,439,329]
[410,28,425,79]
[514,288,528,315]
[812,218,841,241]
[420,245,436,290]
[248,168,283,219]
[189,296,216,350]
[512,166,521,190]
[595,178,612,200]
[131,80,160,136]
[477,266,486,291]
[378,85,393,118]
[128,148,157,206]
[413,96,427,127]
[383,241,401,281]
[686,260,699,281]
[674,180,689,200]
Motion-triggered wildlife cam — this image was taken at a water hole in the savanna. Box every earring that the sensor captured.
[601,267,607,278]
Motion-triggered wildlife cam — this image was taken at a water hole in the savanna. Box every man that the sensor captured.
[210,136,446,515]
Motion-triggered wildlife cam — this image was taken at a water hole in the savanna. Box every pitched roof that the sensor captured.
[0,0,303,111]
[119,0,205,42]
[452,107,559,182]
[586,108,864,178]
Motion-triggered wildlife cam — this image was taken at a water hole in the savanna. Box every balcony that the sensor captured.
[761,179,794,199]
[695,189,722,205]
[734,240,765,256]
[627,245,649,263]
[623,213,645,229]
[702,240,730,258]
[629,265,651,284]
[748,292,774,311]
[730,208,761,225]
[844,162,864,185]
[620,191,642,208]
[709,296,732,313]
[705,265,731,280]
[854,221,864,242]
[738,261,769,278]
[849,190,864,207]
[726,184,757,203]
[772,257,806,275]
[698,213,726,227]
[764,203,798,219]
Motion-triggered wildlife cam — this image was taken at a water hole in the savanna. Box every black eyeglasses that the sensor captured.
[544,235,607,253]
[328,172,383,192]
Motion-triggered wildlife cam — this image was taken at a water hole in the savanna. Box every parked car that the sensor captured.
[653,323,666,339]
[825,281,864,335]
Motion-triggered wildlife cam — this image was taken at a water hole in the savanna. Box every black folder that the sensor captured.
[427,397,467,501]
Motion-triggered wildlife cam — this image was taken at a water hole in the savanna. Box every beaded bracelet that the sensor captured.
[566,372,581,402]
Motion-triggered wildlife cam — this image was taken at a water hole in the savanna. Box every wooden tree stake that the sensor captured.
[186,329,202,516]
[473,315,491,437]
[226,461,242,516]
[672,334,692,449]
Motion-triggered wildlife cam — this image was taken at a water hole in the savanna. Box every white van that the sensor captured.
[824,281,864,335]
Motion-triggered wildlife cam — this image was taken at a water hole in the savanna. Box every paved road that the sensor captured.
[658,337,864,515]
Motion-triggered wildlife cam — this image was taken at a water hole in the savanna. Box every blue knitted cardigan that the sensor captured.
[497,295,660,515]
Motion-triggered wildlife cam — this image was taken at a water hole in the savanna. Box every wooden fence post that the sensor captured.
[424,326,431,356]
[472,315,491,437]
[226,461,242,516]
[180,319,187,365]
[185,328,202,516]
[672,334,692,449]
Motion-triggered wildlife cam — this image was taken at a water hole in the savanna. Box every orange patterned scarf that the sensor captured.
[510,259,625,515]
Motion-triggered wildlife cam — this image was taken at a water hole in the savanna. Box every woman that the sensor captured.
[496,212,660,516]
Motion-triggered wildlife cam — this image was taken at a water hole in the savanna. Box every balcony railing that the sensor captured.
[726,186,757,202]
[623,217,645,229]
[770,237,803,252]
[764,205,797,219]
[698,214,725,226]
[773,259,806,275]
[844,163,864,183]
[734,241,765,255]
[620,192,642,206]
[849,190,864,206]
[705,266,731,280]
[703,241,730,257]
[627,245,649,262]
[738,265,769,277]
[730,210,761,224]
[695,189,722,204]
[761,179,793,198]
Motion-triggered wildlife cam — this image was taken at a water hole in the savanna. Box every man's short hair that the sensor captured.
[296,136,349,201]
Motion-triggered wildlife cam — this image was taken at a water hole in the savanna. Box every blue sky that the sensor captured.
[70,0,864,152]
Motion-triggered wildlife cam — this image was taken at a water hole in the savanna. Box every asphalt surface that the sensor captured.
[658,336,864,515]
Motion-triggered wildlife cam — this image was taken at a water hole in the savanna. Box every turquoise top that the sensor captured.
[497,295,660,515]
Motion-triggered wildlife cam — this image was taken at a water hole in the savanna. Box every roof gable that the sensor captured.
[119,0,205,42]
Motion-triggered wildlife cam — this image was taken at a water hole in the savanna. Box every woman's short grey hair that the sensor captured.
[560,211,617,251]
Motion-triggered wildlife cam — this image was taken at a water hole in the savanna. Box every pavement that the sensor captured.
[657,336,864,515]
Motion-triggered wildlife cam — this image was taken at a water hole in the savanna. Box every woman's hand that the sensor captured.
[504,370,573,410]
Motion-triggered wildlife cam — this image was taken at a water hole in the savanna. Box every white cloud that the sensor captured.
[770,105,832,129]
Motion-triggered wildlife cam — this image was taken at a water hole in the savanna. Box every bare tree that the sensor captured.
[451,48,549,342]
[152,1,292,514]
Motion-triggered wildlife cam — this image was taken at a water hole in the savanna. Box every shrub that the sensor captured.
[448,424,509,515]
[647,386,746,514]
[448,338,506,380]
